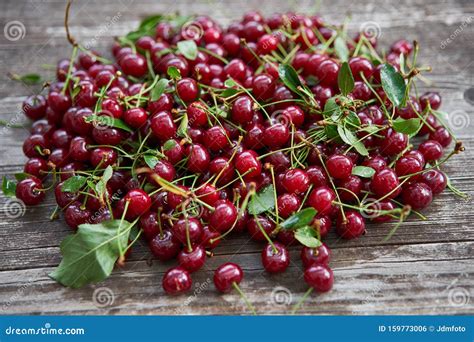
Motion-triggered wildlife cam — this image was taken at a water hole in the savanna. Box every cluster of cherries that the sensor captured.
[14,10,455,301]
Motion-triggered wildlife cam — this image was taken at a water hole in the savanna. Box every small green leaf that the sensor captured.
[150,78,169,101]
[95,166,113,200]
[163,139,178,151]
[2,177,16,197]
[224,78,237,88]
[11,73,42,85]
[278,64,303,95]
[352,165,375,178]
[125,15,163,42]
[49,219,134,288]
[280,208,317,230]
[294,226,322,248]
[167,66,181,80]
[338,62,355,96]
[220,88,239,97]
[248,185,275,215]
[177,40,198,60]
[392,117,422,136]
[334,37,349,62]
[144,154,160,169]
[177,113,188,138]
[337,125,368,156]
[85,115,133,133]
[380,63,407,108]
[61,176,87,193]
[14,173,29,181]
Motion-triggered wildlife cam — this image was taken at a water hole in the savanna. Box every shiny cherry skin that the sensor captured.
[419,91,442,111]
[178,245,206,272]
[304,265,334,292]
[162,267,192,295]
[119,53,147,77]
[301,243,331,268]
[281,168,310,194]
[307,186,335,215]
[247,216,275,242]
[214,262,243,293]
[149,230,181,261]
[261,242,290,273]
[15,177,45,205]
[418,140,443,161]
[123,108,148,128]
[235,150,262,180]
[90,147,117,168]
[371,168,400,199]
[23,95,47,120]
[151,111,177,141]
[402,182,433,210]
[203,126,230,152]
[172,217,203,245]
[420,169,447,195]
[209,199,238,233]
[64,201,91,230]
[231,95,254,124]
[277,193,301,218]
[123,189,152,219]
[326,154,353,179]
[336,210,366,239]
[429,127,452,147]
[176,77,199,102]
[252,74,275,101]
[263,123,289,148]
[23,134,49,158]
[380,129,408,156]
[24,158,48,178]
[187,101,208,127]
[186,144,210,173]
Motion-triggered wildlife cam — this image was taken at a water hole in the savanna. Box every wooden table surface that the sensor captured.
[0,0,473,315]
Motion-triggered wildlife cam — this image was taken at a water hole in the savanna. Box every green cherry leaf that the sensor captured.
[150,78,169,101]
[247,185,276,215]
[380,63,407,108]
[2,177,16,198]
[177,40,198,60]
[280,208,317,230]
[352,165,376,178]
[392,117,422,136]
[338,61,355,96]
[294,226,322,248]
[60,176,87,193]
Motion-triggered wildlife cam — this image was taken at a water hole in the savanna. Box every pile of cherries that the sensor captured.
[13,10,456,300]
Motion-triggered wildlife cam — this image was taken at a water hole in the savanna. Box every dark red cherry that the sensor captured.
[261,242,290,273]
[277,193,301,218]
[123,189,151,219]
[418,140,443,161]
[64,201,91,230]
[149,230,181,261]
[326,154,353,179]
[176,77,199,102]
[24,158,48,178]
[178,245,206,272]
[90,147,117,168]
[150,111,177,141]
[304,265,334,292]
[336,210,366,239]
[307,186,335,215]
[247,216,275,242]
[119,53,147,77]
[402,182,433,210]
[371,168,400,199]
[281,168,310,194]
[420,169,447,195]
[15,177,45,205]
[263,122,289,148]
[186,144,210,173]
[235,150,262,180]
[301,243,331,268]
[209,199,237,233]
[231,95,254,125]
[162,267,192,295]
[23,95,47,120]
[214,262,243,293]
[123,108,148,128]
[172,217,203,245]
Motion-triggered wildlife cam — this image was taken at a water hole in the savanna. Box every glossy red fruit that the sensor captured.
[277,193,301,218]
[64,201,91,230]
[186,144,210,173]
[281,168,310,194]
[420,169,447,195]
[178,245,206,272]
[214,262,243,293]
[304,265,334,292]
[307,186,335,215]
[261,242,290,273]
[247,216,275,242]
[418,140,443,161]
[402,182,433,210]
[301,243,331,268]
[172,217,203,245]
[336,210,366,239]
[162,267,192,295]
[15,177,45,205]
[23,95,47,120]
[209,200,237,233]
[123,189,152,219]
[326,154,353,179]
[231,95,254,124]
[176,78,199,102]
[371,168,400,199]
[149,230,181,261]
[235,150,262,180]
[151,111,177,141]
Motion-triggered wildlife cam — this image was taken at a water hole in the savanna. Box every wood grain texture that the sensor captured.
[0,0,473,315]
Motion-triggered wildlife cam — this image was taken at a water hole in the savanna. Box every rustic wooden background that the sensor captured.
[0,0,473,315]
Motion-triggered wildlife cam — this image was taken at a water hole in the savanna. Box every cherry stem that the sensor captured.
[232,282,257,315]
[291,287,313,314]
